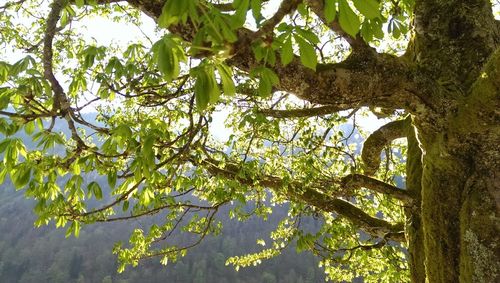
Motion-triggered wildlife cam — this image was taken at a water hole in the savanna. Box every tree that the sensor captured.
[0,0,498,282]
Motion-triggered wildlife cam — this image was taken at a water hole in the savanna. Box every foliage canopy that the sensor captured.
[0,0,499,282]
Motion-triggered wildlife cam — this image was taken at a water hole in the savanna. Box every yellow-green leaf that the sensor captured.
[324,0,337,23]
[217,64,236,96]
[281,36,294,66]
[352,0,380,19]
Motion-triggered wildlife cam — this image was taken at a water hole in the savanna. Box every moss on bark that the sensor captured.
[405,122,425,283]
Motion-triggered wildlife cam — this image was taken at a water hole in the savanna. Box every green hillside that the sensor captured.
[0,184,325,283]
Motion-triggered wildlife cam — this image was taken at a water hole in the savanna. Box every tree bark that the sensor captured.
[410,0,499,281]
[405,121,425,283]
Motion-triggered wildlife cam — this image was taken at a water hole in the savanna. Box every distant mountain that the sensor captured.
[0,184,325,283]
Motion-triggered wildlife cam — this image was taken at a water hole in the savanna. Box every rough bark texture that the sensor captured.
[405,123,425,283]
[410,1,500,282]
[95,0,499,281]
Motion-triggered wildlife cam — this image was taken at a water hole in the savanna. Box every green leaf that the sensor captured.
[352,0,380,19]
[11,164,31,189]
[296,28,320,44]
[193,65,220,110]
[122,200,130,212]
[339,0,360,37]
[230,0,249,28]
[324,0,337,23]
[75,0,84,8]
[280,36,294,66]
[142,136,155,168]
[0,166,7,184]
[0,87,12,110]
[155,38,179,82]
[5,140,18,166]
[388,18,404,39]
[81,46,98,69]
[217,16,238,43]
[206,66,220,104]
[112,124,133,138]
[252,67,279,97]
[295,35,317,70]
[24,121,35,135]
[158,0,188,28]
[10,56,33,76]
[194,68,210,110]
[262,68,279,86]
[71,161,81,175]
[258,76,272,97]
[108,171,117,188]
[88,181,103,200]
[361,18,384,41]
[0,61,10,83]
[297,3,308,17]
[251,0,263,26]
[216,64,236,96]
[68,221,81,238]
[0,138,10,154]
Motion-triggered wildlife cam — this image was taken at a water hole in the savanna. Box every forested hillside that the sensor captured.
[0,183,326,283]
[0,115,329,283]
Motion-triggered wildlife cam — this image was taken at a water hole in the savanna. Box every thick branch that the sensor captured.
[341,174,413,202]
[119,0,421,112]
[43,0,70,115]
[258,105,341,118]
[232,38,419,111]
[203,160,405,242]
[362,117,410,175]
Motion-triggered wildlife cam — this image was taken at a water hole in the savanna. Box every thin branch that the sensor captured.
[254,0,302,37]
[0,0,27,10]
[143,209,219,259]
[74,178,145,218]
[0,110,52,119]
[97,202,224,222]
[200,158,405,242]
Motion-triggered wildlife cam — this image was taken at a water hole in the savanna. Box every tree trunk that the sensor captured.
[408,0,500,281]
[411,49,500,282]
[416,123,499,282]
